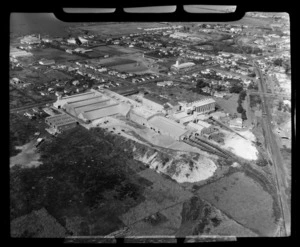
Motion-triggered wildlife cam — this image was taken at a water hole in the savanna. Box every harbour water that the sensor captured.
[10,13,75,37]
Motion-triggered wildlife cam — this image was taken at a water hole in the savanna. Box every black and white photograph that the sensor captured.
[9,4,293,241]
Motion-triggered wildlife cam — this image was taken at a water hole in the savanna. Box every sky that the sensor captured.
[62,5,236,14]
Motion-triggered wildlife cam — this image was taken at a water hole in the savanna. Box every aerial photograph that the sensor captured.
[9,8,292,241]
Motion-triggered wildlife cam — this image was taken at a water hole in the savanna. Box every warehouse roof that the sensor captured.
[172,62,195,70]
[45,114,77,127]
[187,122,205,132]
[66,98,112,116]
[79,104,120,121]
[172,111,189,120]
[132,106,157,119]
[148,116,187,138]
[197,120,211,128]
[185,97,216,106]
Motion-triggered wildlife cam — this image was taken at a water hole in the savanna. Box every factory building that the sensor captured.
[53,89,131,123]
[187,120,215,136]
[128,107,158,127]
[229,117,243,129]
[78,104,130,122]
[171,60,195,71]
[39,59,55,66]
[45,113,78,132]
[148,116,188,140]
[178,98,215,115]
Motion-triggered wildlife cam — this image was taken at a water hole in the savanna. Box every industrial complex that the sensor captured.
[50,87,217,141]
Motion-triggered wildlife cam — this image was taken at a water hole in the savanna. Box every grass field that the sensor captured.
[111,63,148,73]
[196,171,278,236]
[95,57,137,67]
[214,93,240,117]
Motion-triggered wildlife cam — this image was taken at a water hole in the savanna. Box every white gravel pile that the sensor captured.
[171,158,217,183]
[224,133,258,160]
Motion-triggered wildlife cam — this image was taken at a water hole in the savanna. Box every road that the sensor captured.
[248,90,290,99]
[254,62,291,236]
[234,31,291,235]
[10,99,57,113]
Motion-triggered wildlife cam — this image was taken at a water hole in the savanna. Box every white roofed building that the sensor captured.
[178,98,215,115]
[171,60,195,71]
[148,116,188,140]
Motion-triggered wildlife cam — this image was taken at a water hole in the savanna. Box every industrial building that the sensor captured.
[147,116,188,140]
[53,89,131,123]
[178,98,216,115]
[229,117,243,129]
[187,119,215,136]
[171,60,195,71]
[172,111,196,125]
[129,106,163,127]
[39,59,55,66]
[45,113,78,132]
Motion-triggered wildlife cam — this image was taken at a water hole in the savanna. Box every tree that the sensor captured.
[237,104,244,114]
[196,80,207,90]
[278,100,283,111]
[239,90,247,101]
[241,109,247,121]
[274,58,283,66]
[230,83,243,94]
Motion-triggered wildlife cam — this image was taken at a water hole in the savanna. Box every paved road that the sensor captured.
[254,62,291,236]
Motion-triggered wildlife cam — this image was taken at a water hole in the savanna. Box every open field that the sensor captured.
[214,94,240,117]
[196,171,278,236]
[111,63,148,73]
[30,48,85,62]
[90,57,136,67]
[109,45,141,54]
